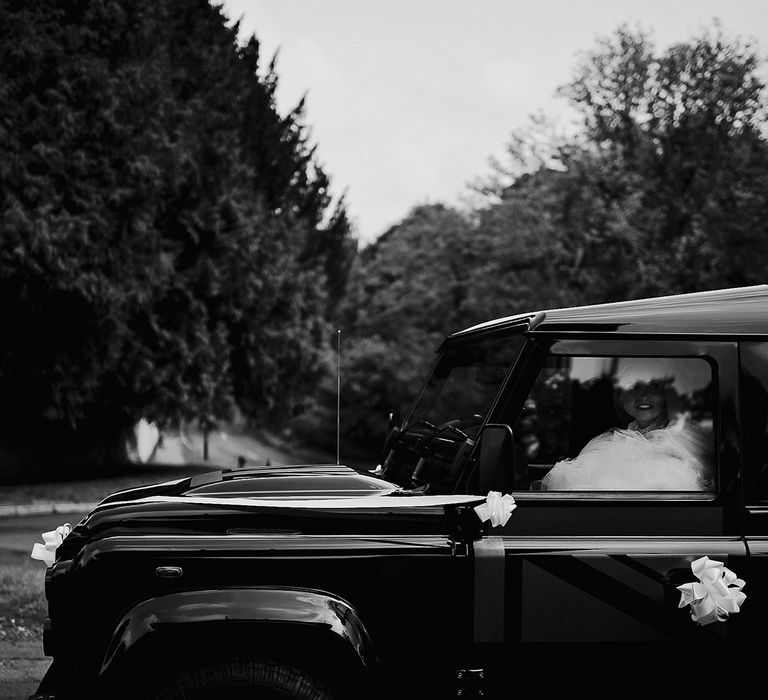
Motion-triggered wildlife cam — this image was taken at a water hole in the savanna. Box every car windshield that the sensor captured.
[405,332,524,433]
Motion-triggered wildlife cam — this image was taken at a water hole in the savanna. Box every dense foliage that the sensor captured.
[0,0,354,478]
[315,25,768,463]
[2,9,765,475]
[292,205,476,456]
[477,25,768,304]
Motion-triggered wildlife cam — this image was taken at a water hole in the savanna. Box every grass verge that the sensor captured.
[0,560,45,643]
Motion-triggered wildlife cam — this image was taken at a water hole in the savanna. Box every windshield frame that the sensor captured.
[380,321,531,493]
[400,323,530,436]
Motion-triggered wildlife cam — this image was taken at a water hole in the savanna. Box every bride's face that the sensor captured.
[621,381,667,428]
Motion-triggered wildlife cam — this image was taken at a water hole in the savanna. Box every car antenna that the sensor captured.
[336,329,341,465]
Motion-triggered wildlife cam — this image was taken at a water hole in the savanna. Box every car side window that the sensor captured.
[513,355,716,492]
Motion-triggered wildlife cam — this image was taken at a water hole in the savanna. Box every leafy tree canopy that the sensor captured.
[0,0,355,478]
[478,23,768,303]
[311,23,768,462]
[292,205,475,457]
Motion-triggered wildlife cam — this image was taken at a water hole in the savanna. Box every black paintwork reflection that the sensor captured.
[99,588,376,676]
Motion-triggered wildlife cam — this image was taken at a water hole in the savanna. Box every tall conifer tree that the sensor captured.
[0,0,354,479]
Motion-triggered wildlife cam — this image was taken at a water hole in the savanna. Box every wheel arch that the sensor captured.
[99,587,378,693]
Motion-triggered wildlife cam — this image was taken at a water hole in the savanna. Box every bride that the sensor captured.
[542,361,713,491]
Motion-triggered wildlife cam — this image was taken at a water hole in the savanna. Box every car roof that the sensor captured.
[450,285,768,339]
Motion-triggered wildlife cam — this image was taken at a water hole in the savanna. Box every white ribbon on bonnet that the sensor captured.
[677,555,746,625]
[473,491,516,527]
[30,523,71,567]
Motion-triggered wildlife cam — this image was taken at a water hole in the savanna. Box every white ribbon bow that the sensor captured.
[677,556,746,626]
[30,523,72,567]
[474,491,516,527]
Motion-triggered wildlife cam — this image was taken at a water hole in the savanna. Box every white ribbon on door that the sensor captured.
[677,555,746,626]
[473,491,516,527]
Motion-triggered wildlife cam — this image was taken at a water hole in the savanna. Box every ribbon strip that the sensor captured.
[677,556,746,626]
[473,491,516,527]
[109,493,488,510]
[30,523,72,567]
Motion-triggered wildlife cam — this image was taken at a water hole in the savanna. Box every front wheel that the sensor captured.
[146,657,334,700]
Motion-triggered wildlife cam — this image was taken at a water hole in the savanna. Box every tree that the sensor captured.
[292,204,477,460]
[474,23,768,306]
[0,0,354,480]
[562,23,768,296]
[319,23,768,463]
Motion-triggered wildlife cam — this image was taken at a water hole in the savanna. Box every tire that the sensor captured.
[146,657,334,700]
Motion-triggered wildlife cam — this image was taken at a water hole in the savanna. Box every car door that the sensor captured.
[470,337,749,685]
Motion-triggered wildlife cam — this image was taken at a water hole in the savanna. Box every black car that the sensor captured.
[33,285,768,698]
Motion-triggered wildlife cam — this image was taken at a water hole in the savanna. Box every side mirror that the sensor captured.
[474,423,515,494]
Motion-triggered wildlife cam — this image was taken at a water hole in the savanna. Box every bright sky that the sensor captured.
[220,1,768,245]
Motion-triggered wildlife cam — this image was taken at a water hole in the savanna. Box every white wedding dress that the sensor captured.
[541,417,712,491]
